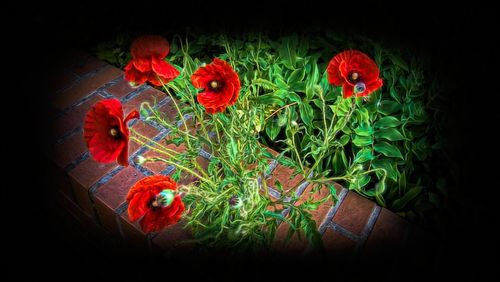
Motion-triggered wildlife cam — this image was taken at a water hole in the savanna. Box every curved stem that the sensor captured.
[265,102,298,122]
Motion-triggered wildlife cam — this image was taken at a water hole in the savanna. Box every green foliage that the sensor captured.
[94,30,445,249]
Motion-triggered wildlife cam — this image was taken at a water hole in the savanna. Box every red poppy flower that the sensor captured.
[83,99,139,166]
[327,50,383,98]
[124,35,180,87]
[127,175,185,233]
[191,58,240,114]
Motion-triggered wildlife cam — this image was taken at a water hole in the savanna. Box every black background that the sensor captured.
[3,1,496,280]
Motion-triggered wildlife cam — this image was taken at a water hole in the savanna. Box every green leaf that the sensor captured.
[352,135,373,147]
[374,142,404,159]
[389,86,402,103]
[287,68,305,85]
[392,186,422,211]
[279,36,298,69]
[262,149,274,159]
[374,181,386,206]
[254,78,278,90]
[338,134,350,146]
[375,128,405,141]
[207,158,221,176]
[374,116,401,129]
[264,210,290,224]
[277,112,287,127]
[288,92,302,104]
[378,100,401,115]
[350,175,371,189]
[354,123,373,137]
[256,93,285,106]
[332,150,347,174]
[277,156,296,168]
[372,159,399,182]
[299,102,314,127]
[226,138,238,162]
[275,77,288,89]
[390,54,409,72]
[171,168,181,182]
[354,148,374,163]
[266,118,281,140]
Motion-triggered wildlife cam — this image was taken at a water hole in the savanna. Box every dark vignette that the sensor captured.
[4,2,496,281]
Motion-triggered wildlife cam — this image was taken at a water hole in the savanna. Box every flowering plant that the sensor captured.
[89,32,442,250]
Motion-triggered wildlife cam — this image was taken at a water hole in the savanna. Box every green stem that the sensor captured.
[158,80,192,148]
[150,156,215,186]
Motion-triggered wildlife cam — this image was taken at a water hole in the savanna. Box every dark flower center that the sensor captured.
[348,72,361,83]
[148,197,161,211]
[109,127,122,140]
[148,190,174,211]
[208,80,223,92]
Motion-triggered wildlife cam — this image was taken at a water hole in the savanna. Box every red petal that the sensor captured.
[131,35,170,59]
[139,196,184,233]
[191,58,240,114]
[117,142,129,166]
[88,134,125,163]
[126,175,177,202]
[132,57,152,72]
[342,84,354,98]
[84,99,128,163]
[361,78,384,96]
[124,62,149,85]
[127,191,151,222]
[151,57,180,84]
[124,110,140,123]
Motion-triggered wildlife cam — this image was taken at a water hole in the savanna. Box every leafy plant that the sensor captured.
[95,30,445,230]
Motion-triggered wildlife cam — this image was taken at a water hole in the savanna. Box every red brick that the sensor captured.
[49,94,102,144]
[332,192,376,236]
[105,79,136,99]
[129,120,161,155]
[177,156,210,186]
[53,66,122,110]
[295,183,336,223]
[71,56,107,76]
[122,88,166,115]
[139,150,170,174]
[93,167,144,234]
[157,100,182,123]
[266,164,304,193]
[152,220,193,254]
[68,157,118,215]
[271,184,336,254]
[363,208,408,255]
[49,132,87,168]
[322,228,357,257]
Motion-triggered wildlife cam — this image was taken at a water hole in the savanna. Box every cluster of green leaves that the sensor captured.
[135,35,328,251]
[93,34,131,68]
[162,32,444,222]
[96,30,445,245]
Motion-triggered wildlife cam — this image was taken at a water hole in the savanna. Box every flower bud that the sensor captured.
[156,190,175,207]
[135,155,147,165]
[229,196,243,209]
